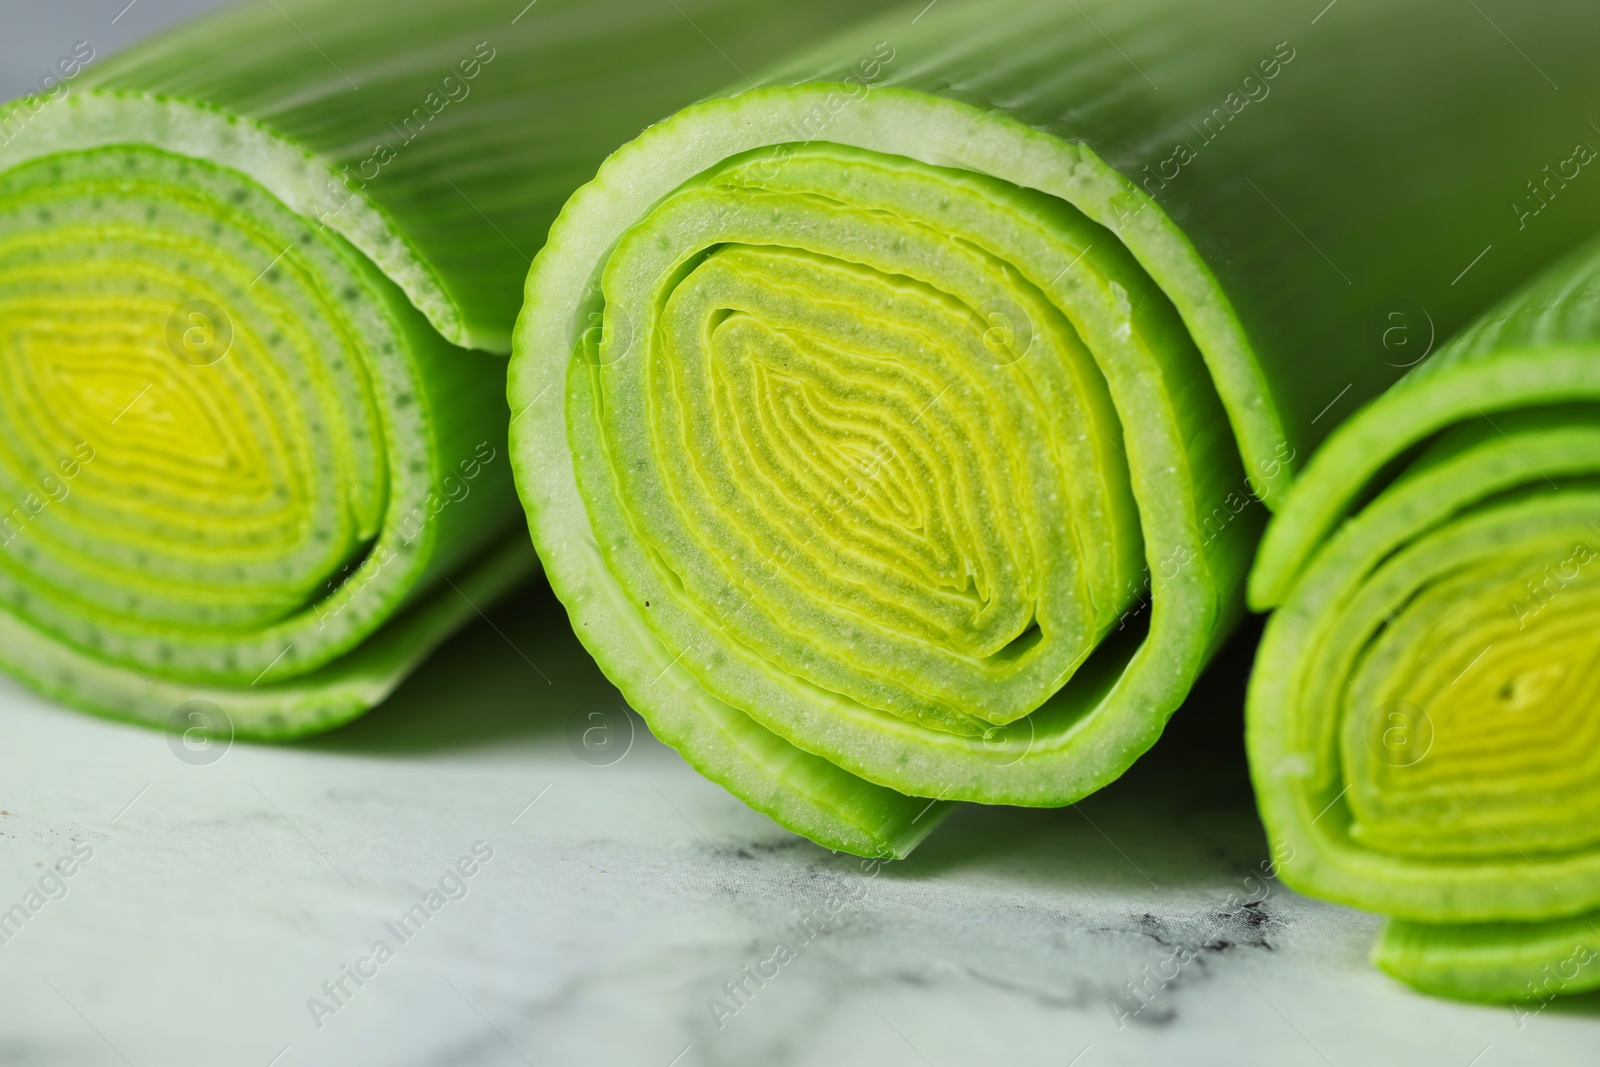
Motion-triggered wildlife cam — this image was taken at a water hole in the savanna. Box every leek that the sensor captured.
[0,0,884,737]
[511,0,1600,855]
[1250,235,1600,1002]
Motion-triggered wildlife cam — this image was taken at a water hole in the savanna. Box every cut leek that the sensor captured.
[1249,235,1600,1001]
[511,0,1600,855]
[0,0,885,737]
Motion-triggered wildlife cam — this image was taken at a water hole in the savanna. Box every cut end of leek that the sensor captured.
[1,147,386,651]
[1248,236,1600,1000]
[0,142,527,733]
[514,86,1264,856]
[587,143,1145,733]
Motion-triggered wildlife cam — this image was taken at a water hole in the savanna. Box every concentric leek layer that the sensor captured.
[0,144,525,735]
[514,88,1260,857]
[593,146,1146,731]
[1247,237,1600,999]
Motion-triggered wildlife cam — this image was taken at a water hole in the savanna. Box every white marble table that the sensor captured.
[0,579,1593,1067]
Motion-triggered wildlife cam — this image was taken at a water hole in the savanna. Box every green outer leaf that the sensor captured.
[1247,235,1600,1000]
[1374,912,1600,1004]
[0,0,889,736]
[512,0,1600,855]
[0,536,540,741]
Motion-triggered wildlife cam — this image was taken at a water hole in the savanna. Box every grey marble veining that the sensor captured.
[0,580,1594,1066]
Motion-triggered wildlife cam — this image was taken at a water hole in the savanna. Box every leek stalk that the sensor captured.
[1250,236,1600,1002]
[511,0,1600,855]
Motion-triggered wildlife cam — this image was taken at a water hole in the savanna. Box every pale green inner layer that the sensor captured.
[0,145,444,685]
[1344,528,1600,859]
[1251,394,1600,1000]
[1258,404,1600,918]
[569,141,1232,799]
